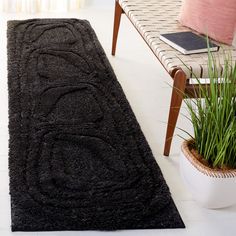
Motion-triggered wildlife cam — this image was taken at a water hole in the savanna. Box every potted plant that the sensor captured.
[179,52,236,209]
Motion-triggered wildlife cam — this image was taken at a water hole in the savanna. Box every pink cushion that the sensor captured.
[179,0,236,45]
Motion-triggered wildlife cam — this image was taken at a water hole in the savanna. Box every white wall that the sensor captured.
[85,0,114,8]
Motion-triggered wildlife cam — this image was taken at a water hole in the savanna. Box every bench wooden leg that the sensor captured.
[112,1,123,56]
[164,69,187,156]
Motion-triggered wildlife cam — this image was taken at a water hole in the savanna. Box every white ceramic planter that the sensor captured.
[180,140,236,209]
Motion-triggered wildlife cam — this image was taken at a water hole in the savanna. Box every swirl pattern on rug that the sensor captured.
[7,19,184,231]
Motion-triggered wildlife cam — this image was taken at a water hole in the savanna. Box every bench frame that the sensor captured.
[111,0,199,156]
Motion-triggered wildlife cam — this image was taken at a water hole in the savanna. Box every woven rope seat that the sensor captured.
[119,0,236,78]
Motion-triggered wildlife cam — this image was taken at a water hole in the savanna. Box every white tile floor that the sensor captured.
[0,1,236,235]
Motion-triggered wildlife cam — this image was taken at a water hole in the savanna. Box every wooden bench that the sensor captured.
[111,0,236,156]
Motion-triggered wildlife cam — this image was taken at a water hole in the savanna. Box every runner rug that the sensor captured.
[7,19,184,231]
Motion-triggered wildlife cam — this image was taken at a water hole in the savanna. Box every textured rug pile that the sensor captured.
[8,19,184,231]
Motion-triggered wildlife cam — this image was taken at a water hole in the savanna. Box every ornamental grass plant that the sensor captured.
[183,51,236,169]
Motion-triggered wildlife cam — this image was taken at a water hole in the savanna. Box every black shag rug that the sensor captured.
[8,19,184,231]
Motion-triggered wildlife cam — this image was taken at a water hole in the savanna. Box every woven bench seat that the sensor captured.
[119,0,236,78]
[112,0,236,156]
